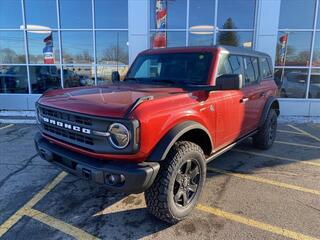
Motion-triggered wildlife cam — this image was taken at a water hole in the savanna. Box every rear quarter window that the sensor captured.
[260,57,273,80]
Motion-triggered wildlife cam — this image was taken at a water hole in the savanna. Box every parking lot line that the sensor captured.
[25,208,100,240]
[288,125,320,142]
[233,149,320,167]
[274,140,320,149]
[0,172,67,238]
[196,204,319,240]
[207,167,320,196]
[0,124,14,130]
[277,129,304,135]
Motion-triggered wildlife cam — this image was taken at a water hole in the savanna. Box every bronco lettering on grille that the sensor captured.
[42,117,91,135]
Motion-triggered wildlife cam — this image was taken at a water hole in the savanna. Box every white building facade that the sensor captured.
[0,0,319,116]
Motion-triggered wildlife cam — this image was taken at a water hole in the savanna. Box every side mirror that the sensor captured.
[215,74,243,90]
[111,71,120,83]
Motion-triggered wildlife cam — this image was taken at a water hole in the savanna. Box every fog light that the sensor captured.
[105,174,125,186]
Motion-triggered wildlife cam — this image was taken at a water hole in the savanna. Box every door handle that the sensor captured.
[240,97,249,104]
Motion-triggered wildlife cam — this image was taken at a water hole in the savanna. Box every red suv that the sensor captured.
[34,46,279,223]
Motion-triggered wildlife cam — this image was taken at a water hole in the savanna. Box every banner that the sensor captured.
[279,34,288,66]
[43,33,54,64]
[153,0,167,48]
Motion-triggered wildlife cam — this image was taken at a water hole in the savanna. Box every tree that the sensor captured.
[101,45,128,65]
[217,18,239,47]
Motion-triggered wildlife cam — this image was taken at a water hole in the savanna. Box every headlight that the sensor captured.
[108,123,130,149]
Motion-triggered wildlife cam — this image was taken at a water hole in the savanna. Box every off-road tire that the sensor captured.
[253,108,278,150]
[144,141,206,224]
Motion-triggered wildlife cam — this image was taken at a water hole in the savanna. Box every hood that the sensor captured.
[37,83,187,118]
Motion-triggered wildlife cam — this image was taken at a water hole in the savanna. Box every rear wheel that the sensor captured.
[144,141,206,224]
[253,108,278,150]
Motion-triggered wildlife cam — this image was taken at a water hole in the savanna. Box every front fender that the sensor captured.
[148,121,213,162]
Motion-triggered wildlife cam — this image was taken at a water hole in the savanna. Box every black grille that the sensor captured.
[40,107,92,126]
[44,124,94,145]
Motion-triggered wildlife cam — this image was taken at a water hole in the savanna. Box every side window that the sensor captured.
[217,54,243,76]
[228,55,243,75]
[260,57,272,79]
[243,57,259,86]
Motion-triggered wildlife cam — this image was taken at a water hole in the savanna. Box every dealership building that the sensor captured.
[0,0,320,117]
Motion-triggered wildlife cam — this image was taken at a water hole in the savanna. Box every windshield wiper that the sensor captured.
[152,78,186,84]
[124,77,139,82]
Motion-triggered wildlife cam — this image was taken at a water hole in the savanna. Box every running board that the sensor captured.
[206,130,258,164]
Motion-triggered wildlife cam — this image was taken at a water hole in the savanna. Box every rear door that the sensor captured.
[240,56,265,134]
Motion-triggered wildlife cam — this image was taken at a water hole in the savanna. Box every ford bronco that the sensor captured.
[34,46,279,223]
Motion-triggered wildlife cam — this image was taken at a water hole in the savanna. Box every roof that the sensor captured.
[141,45,270,58]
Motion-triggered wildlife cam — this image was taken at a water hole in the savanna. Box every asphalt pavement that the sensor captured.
[0,122,319,240]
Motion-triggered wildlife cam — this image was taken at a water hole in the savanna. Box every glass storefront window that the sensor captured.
[96,31,128,65]
[0,65,28,93]
[189,32,214,46]
[0,31,26,64]
[60,0,92,29]
[0,0,22,29]
[95,0,128,29]
[218,0,256,29]
[216,31,253,48]
[274,68,308,98]
[189,0,215,27]
[151,31,186,48]
[310,69,320,99]
[279,0,316,29]
[25,0,57,28]
[63,66,94,88]
[61,31,93,64]
[29,65,61,93]
[27,31,60,64]
[97,65,128,85]
[313,32,320,67]
[318,3,320,29]
[276,32,312,67]
[150,0,187,29]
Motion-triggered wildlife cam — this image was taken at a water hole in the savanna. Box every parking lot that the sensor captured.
[0,122,319,240]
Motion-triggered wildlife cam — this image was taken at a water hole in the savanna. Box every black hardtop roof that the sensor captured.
[142,45,271,58]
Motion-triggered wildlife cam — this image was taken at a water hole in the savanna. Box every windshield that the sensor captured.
[126,52,212,85]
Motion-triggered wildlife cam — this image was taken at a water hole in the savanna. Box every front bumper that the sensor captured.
[34,133,160,193]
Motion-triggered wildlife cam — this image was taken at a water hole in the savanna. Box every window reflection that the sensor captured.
[189,0,215,27]
[217,31,253,48]
[310,70,320,99]
[61,31,93,64]
[276,32,312,66]
[150,0,187,29]
[25,0,57,28]
[96,31,128,65]
[275,68,308,98]
[151,31,186,48]
[63,66,94,88]
[97,65,128,85]
[279,0,316,29]
[0,0,22,29]
[313,32,320,67]
[27,31,60,64]
[218,0,256,29]
[29,65,61,93]
[0,65,28,93]
[0,31,26,63]
[189,33,213,46]
[60,0,92,29]
[95,0,128,29]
